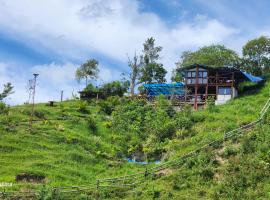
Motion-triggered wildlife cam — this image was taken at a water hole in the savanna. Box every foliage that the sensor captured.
[142,37,162,64]
[0,82,14,101]
[0,74,269,200]
[100,81,129,98]
[98,96,121,115]
[176,45,240,69]
[76,59,99,87]
[140,63,167,84]
[77,100,89,113]
[111,96,195,160]
[87,116,97,133]
[242,36,270,75]
[205,96,216,112]
[171,68,183,82]
[83,81,129,99]
[0,101,8,114]
[140,37,167,84]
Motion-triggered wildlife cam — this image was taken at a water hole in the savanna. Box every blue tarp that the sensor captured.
[144,83,185,97]
[240,70,264,82]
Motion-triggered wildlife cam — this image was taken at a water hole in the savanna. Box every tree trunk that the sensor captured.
[85,77,88,88]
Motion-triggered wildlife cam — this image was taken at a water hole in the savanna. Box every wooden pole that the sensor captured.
[29,73,39,129]
[194,65,199,110]
[231,72,234,98]
[60,90,64,102]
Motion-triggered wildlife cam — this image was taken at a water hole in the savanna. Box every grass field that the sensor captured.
[0,78,270,199]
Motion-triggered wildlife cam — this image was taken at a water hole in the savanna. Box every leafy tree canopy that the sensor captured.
[140,37,167,84]
[84,81,129,98]
[0,83,14,101]
[242,36,270,75]
[176,45,240,69]
[76,59,99,86]
[140,63,167,84]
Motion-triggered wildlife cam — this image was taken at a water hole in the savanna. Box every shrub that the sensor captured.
[87,116,97,133]
[34,110,47,119]
[200,167,215,181]
[206,96,216,112]
[223,146,238,158]
[77,101,89,113]
[0,102,6,112]
[98,96,121,115]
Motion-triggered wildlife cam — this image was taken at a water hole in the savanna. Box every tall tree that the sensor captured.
[127,52,143,96]
[140,63,167,84]
[76,59,99,87]
[242,36,270,75]
[176,45,240,69]
[140,37,167,84]
[143,37,163,65]
[0,83,14,101]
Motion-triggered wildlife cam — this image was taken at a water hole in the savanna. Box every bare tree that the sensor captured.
[127,52,143,96]
[26,79,34,104]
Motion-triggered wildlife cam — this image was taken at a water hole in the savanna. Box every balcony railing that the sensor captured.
[186,76,233,85]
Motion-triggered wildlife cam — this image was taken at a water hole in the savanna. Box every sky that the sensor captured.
[0,0,269,104]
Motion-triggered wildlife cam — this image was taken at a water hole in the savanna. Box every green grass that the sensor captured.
[0,79,270,199]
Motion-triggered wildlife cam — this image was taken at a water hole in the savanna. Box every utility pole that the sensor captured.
[29,73,39,129]
[60,90,64,102]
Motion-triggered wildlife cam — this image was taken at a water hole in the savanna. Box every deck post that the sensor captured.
[231,72,235,98]
[194,65,199,110]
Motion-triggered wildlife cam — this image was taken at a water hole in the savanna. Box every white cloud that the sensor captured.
[0,0,242,104]
[0,0,238,66]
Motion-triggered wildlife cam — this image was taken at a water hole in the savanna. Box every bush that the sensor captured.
[223,146,238,158]
[0,102,9,114]
[206,96,216,112]
[200,167,215,181]
[77,101,89,113]
[98,96,121,115]
[87,116,97,133]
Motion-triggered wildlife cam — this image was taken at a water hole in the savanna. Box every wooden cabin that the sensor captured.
[143,64,263,109]
[178,64,263,109]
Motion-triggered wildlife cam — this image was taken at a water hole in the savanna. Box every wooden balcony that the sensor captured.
[185,76,234,86]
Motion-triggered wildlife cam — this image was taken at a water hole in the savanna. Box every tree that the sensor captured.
[143,37,163,65]
[140,37,167,84]
[176,45,240,69]
[140,63,167,84]
[127,52,143,96]
[100,80,129,98]
[76,59,99,87]
[171,68,183,82]
[242,36,270,75]
[0,83,14,101]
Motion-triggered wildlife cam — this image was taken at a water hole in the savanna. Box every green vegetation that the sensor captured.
[0,76,269,199]
[174,36,270,78]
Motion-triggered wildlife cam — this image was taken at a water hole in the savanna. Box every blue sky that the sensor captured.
[0,0,269,104]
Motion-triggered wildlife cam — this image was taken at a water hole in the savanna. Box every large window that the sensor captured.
[187,71,196,78]
[186,70,208,84]
[198,71,208,78]
[218,87,231,95]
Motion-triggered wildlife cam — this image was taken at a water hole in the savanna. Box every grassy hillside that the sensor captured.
[0,79,270,199]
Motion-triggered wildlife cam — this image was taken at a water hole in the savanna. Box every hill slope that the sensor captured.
[0,79,270,199]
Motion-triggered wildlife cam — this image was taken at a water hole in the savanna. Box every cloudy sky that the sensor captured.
[0,0,269,104]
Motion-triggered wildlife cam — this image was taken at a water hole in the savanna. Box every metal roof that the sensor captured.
[143,83,185,97]
[240,70,264,82]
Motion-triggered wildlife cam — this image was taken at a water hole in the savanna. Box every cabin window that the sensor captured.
[187,71,196,78]
[198,71,208,78]
[218,87,231,95]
